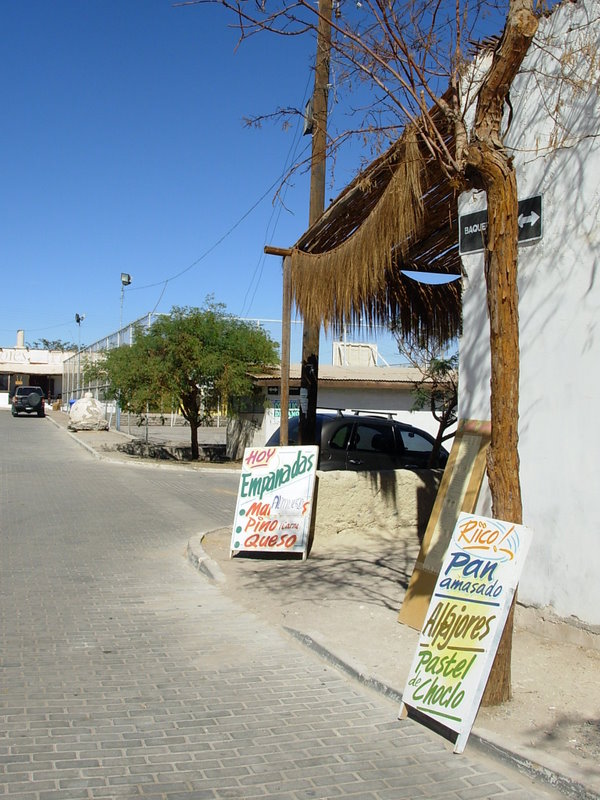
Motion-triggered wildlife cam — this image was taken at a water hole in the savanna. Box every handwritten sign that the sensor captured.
[230,446,319,560]
[400,512,533,753]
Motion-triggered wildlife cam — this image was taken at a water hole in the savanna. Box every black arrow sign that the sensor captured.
[459,195,542,254]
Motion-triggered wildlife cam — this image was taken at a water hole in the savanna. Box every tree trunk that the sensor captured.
[190,418,199,461]
[427,403,454,468]
[470,143,523,524]
[459,0,537,707]
[466,142,522,705]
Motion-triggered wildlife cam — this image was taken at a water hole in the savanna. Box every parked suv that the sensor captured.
[11,386,46,417]
[266,412,448,471]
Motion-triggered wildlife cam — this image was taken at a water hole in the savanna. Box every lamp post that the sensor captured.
[117,273,132,430]
[119,273,132,337]
[75,313,85,400]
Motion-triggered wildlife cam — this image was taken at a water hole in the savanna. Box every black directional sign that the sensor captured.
[459,195,542,254]
[459,210,488,254]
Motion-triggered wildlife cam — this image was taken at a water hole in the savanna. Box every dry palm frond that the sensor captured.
[291,129,426,330]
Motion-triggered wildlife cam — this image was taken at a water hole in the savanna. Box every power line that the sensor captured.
[130,165,307,307]
[0,320,74,334]
[240,72,315,318]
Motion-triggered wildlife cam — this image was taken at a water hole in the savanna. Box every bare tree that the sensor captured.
[180,0,545,703]
[395,336,458,467]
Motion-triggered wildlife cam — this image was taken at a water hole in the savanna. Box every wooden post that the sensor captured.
[299,0,332,445]
[280,255,291,446]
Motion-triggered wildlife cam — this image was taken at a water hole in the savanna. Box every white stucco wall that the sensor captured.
[316,386,445,438]
[459,0,600,625]
[258,385,449,446]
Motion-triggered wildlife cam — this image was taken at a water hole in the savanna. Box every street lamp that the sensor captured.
[120,272,132,332]
[75,313,85,399]
[117,274,132,432]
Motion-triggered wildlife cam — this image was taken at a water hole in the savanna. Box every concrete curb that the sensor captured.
[186,532,599,800]
[46,414,105,460]
[46,414,241,474]
[186,534,227,584]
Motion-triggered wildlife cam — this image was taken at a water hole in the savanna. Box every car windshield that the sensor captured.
[16,387,43,396]
[268,414,331,446]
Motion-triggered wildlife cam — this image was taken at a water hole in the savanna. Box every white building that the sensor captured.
[459,0,600,626]
[249,361,451,446]
[0,331,73,407]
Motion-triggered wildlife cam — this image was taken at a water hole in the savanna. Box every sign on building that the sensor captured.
[400,512,533,753]
[272,399,300,418]
[459,195,542,254]
[231,446,319,560]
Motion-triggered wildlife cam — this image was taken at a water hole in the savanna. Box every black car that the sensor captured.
[266,412,448,471]
[11,386,46,417]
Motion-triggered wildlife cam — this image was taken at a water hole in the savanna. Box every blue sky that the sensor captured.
[1,1,453,364]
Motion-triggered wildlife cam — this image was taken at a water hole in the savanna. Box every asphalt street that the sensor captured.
[0,411,564,799]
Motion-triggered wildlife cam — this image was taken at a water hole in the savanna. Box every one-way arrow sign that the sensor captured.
[459,195,542,254]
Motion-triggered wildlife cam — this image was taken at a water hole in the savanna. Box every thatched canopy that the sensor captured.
[290,109,462,345]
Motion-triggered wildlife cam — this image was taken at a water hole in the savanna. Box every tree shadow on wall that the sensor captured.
[363,468,442,544]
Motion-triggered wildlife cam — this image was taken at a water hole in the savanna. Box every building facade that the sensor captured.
[0,331,72,408]
[459,0,600,626]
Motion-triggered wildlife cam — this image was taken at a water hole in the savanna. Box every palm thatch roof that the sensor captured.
[289,106,462,345]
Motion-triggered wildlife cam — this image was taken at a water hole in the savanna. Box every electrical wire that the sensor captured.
[0,320,75,334]
[240,71,315,318]
[128,169,303,306]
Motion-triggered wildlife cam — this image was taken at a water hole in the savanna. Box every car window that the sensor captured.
[353,423,395,454]
[16,387,43,395]
[328,423,352,450]
[266,415,332,448]
[286,417,300,445]
[398,429,434,454]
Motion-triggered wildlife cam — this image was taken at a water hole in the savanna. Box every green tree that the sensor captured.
[86,303,279,460]
[29,338,79,351]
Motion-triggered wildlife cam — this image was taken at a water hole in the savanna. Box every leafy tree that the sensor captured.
[29,338,79,351]
[85,303,279,459]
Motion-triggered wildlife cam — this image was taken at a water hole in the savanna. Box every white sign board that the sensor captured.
[231,446,319,560]
[400,512,533,753]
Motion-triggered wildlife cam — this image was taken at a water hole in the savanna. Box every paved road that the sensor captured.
[0,412,562,799]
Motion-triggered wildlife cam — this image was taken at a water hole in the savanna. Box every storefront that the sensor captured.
[0,333,73,408]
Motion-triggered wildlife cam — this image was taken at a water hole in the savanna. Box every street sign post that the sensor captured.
[459,195,542,254]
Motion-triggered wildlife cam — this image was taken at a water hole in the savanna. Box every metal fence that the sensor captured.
[62,313,160,405]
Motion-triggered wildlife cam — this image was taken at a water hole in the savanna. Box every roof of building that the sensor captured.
[250,364,430,390]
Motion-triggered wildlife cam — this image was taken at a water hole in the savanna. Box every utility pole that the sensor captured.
[298,0,332,445]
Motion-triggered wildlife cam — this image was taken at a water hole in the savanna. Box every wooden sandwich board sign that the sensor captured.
[230,445,319,560]
[399,420,491,630]
[400,512,533,753]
